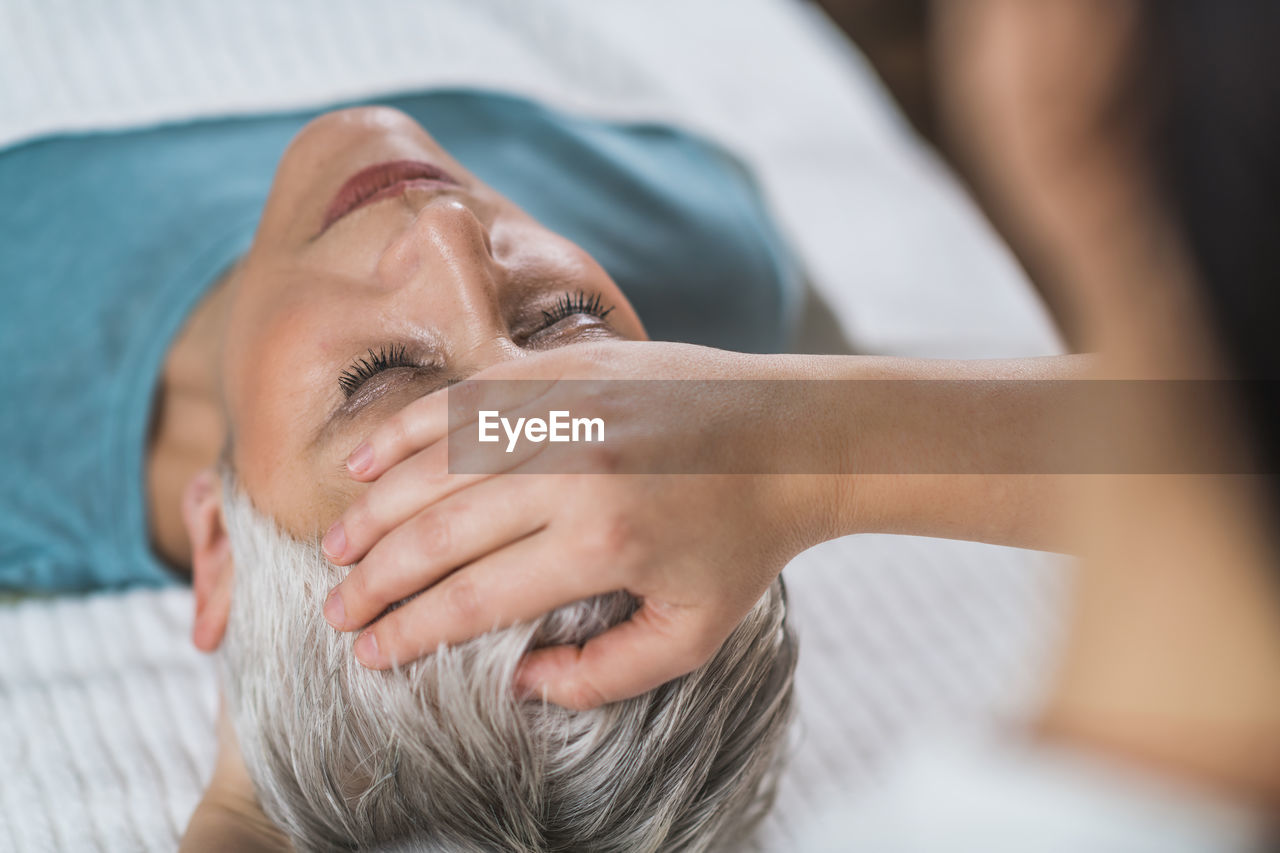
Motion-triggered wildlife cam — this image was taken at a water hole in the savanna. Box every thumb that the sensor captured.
[514,601,718,710]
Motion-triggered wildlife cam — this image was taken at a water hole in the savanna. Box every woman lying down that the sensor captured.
[2,96,804,851]
[7,79,1101,849]
[9,69,1114,848]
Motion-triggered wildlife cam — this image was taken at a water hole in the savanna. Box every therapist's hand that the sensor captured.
[320,341,839,710]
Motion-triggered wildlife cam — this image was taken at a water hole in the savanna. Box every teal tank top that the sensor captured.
[0,89,800,592]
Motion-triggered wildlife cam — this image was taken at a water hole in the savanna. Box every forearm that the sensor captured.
[763,353,1089,552]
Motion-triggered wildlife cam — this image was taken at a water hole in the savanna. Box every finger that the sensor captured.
[326,439,479,565]
[328,473,552,631]
[329,420,559,566]
[514,601,723,710]
[346,376,560,481]
[351,530,611,669]
[344,387,449,481]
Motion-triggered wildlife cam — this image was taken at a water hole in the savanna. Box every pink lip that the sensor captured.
[321,159,461,233]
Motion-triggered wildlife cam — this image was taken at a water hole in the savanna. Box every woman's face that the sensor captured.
[219,106,646,538]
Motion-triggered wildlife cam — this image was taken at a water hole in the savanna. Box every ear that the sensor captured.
[182,467,234,652]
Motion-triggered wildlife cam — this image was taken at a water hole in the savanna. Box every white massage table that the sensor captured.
[0,2,1067,850]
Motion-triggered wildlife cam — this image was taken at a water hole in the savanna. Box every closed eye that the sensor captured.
[539,291,614,328]
[338,344,418,398]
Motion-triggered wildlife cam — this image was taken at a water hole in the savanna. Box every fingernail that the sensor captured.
[347,443,373,476]
[322,521,346,560]
[355,631,379,666]
[323,588,345,628]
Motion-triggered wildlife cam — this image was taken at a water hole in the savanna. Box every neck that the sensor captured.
[148,270,235,572]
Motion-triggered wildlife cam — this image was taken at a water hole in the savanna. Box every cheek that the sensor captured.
[232,419,310,534]
[233,431,367,543]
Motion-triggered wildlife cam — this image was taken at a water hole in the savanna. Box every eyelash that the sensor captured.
[336,291,615,398]
[338,343,414,398]
[541,291,614,326]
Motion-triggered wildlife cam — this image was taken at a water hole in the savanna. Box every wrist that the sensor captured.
[754,353,1085,549]
[746,355,869,551]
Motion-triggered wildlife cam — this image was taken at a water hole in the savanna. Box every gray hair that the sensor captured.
[218,472,797,852]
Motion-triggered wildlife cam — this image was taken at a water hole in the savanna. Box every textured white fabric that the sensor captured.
[0,588,218,852]
[0,0,1062,359]
[0,536,1064,852]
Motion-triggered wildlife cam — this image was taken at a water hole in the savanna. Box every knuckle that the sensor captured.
[441,575,481,625]
[563,677,608,711]
[376,614,411,661]
[448,378,484,419]
[412,509,454,558]
[588,511,635,562]
[383,411,410,452]
[343,495,375,537]
[378,396,436,456]
[350,548,407,610]
[421,442,451,479]
[342,565,375,609]
[343,453,451,558]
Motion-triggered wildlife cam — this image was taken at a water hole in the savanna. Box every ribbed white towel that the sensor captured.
[0,536,1063,852]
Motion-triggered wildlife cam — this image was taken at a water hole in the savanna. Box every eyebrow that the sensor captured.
[310,363,452,452]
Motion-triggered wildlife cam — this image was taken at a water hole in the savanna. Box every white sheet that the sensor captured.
[0,537,1063,852]
[0,1,1070,849]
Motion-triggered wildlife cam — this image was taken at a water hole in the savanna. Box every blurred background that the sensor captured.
[817,0,1080,343]
[816,0,935,143]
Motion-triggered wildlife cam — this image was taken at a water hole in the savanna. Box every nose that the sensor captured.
[375,196,521,369]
